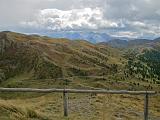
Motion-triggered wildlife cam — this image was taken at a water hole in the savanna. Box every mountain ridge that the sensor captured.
[99,38,160,49]
[0,31,124,81]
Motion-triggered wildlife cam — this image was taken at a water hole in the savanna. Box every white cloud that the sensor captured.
[1,0,160,39]
[156,9,160,16]
[111,31,140,38]
[132,21,146,27]
[21,8,118,31]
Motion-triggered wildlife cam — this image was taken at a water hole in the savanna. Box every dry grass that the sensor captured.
[0,93,160,120]
[0,98,50,120]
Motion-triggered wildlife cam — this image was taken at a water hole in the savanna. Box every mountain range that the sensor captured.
[48,31,113,43]
[0,31,160,83]
[48,31,160,45]
[100,38,160,49]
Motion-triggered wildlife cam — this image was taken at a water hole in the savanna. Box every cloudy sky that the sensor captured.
[0,0,160,39]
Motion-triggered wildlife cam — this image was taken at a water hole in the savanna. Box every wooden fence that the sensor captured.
[0,88,157,120]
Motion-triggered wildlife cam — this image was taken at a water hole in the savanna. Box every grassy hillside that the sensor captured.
[0,31,125,81]
[0,31,160,120]
[124,48,160,83]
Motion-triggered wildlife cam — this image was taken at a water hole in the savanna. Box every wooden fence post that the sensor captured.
[63,90,68,117]
[144,93,149,120]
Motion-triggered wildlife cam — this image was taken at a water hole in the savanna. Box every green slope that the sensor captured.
[0,31,125,81]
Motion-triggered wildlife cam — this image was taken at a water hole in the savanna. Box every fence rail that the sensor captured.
[0,88,157,120]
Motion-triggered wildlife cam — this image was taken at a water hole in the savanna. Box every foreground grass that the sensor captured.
[0,93,160,120]
[0,75,160,120]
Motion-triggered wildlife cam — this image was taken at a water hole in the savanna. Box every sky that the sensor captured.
[0,0,160,39]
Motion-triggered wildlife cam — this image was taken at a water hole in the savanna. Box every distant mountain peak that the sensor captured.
[99,37,160,49]
[48,31,113,43]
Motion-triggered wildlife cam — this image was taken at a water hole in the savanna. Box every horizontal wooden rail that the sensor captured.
[0,88,156,95]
